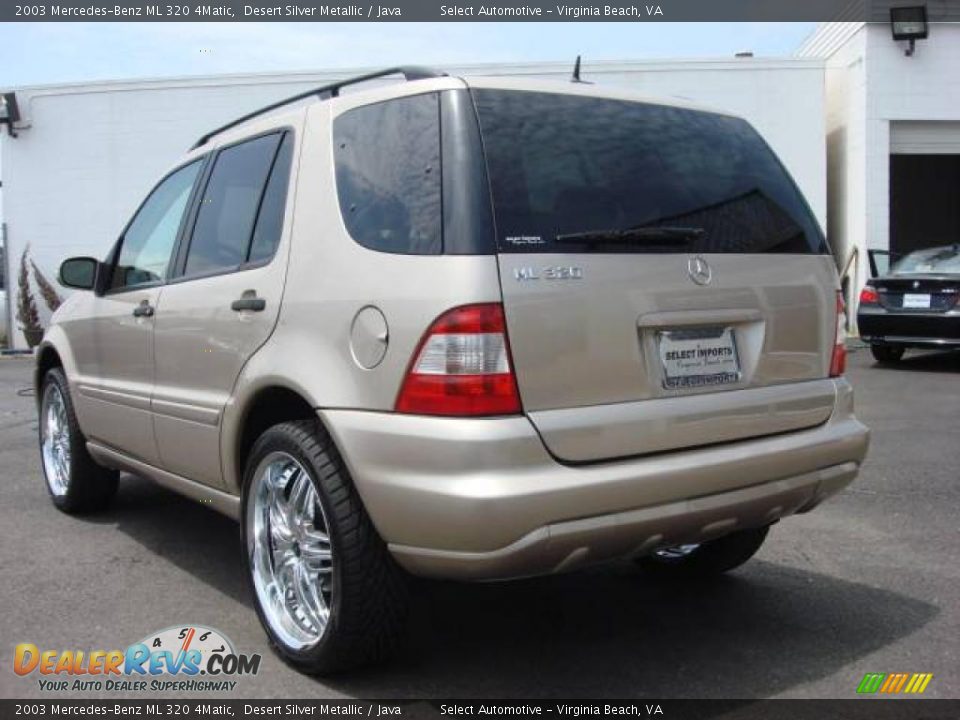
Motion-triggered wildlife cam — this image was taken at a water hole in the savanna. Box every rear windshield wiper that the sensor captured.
[554,226,706,246]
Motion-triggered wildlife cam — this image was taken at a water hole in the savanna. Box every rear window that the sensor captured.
[891,246,960,275]
[334,93,442,255]
[472,89,828,255]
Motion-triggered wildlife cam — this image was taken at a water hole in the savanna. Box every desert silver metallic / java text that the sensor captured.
[41,384,71,496]
[248,452,333,649]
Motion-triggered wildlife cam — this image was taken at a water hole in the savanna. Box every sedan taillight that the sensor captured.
[859,286,879,305]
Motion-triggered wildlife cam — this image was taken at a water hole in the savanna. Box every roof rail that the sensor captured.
[191,65,448,150]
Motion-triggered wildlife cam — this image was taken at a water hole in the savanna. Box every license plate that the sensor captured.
[658,327,741,389]
[902,293,931,309]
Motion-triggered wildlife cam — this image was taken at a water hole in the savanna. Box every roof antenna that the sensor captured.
[571,55,590,84]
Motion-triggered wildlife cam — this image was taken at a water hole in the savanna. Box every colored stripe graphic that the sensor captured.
[857,673,886,694]
[858,672,933,694]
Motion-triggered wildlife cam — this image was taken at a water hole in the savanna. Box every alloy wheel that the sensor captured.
[41,383,71,496]
[247,452,334,650]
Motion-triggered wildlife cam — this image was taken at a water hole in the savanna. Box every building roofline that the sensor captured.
[796,22,866,58]
[8,56,825,98]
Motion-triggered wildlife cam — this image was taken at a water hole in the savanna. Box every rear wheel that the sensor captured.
[38,368,119,514]
[637,526,769,577]
[241,419,407,674]
[871,343,905,364]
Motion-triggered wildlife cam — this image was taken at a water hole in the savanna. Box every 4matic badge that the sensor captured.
[13,624,261,693]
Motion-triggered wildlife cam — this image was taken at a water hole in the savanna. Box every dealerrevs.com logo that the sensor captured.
[14,625,261,693]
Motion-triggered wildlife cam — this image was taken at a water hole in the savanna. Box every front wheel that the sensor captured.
[636,526,770,577]
[241,419,407,674]
[871,343,905,364]
[39,368,119,514]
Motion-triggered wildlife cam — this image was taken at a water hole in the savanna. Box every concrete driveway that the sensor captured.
[1,346,957,699]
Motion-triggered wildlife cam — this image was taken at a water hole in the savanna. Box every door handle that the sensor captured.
[231,292,266,312]
[132,301,154,318]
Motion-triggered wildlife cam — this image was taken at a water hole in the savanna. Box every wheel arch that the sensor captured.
[35,343,64,394]
[225,382,321,495]
[33,327,90,431]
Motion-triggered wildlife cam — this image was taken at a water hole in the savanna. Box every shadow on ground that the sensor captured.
[858,346,959,374]
[92,476,938,699]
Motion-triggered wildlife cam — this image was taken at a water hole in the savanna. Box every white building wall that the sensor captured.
[801,21,960,324]
[817,25,868,305]
[864,22,960,253]
[1,59,826,348]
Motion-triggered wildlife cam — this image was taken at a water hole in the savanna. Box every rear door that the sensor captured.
[471,88,839,462]
[151,131,296,487]
[70,159,203,464]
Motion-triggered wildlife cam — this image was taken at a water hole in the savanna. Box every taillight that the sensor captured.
[395,303,522,416]
[830,291,847,377]
[859,286,879,305]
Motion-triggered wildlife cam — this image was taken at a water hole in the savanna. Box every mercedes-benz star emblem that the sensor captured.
[687,255,712,286]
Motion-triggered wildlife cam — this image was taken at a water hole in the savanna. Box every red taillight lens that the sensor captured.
[830,291,847,377]
[395,303,522,416]
[859,286,879,305]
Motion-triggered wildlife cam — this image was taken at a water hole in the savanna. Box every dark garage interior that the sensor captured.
[889,154,960,257]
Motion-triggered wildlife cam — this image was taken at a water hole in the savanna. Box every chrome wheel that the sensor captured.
[654,544,700,560]
[41,383,71,496]
[247,452,334,650]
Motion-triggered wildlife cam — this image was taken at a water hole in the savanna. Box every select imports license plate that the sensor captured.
[658,327,741,389]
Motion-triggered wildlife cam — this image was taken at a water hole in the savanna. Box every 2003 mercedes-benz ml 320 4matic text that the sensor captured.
[36,67,869,673]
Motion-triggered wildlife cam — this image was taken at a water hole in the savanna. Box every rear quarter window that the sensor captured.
[334,93,442,255]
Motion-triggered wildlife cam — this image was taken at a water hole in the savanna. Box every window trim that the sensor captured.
[101,156,209,296]
[169,127,294,285]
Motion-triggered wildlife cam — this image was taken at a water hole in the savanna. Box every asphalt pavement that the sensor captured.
[0,346,957,699]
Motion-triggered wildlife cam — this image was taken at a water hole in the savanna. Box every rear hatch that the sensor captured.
[470,85,840,462]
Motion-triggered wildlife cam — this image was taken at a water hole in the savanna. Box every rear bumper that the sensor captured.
[320,378,869,580]
[858,307,960,345]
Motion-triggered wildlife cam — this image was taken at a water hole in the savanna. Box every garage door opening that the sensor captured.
[889,121,960,258]
[890,154,960,257]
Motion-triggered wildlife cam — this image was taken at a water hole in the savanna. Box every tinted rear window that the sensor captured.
[472,90,828,255]
[334,93,442,255]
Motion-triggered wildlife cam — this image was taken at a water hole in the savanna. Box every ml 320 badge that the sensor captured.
[513,266,584,281]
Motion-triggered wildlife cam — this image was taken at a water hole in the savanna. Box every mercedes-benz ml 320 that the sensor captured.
[37,68,869,673]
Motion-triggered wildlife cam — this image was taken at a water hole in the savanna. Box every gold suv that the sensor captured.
[37,67,869,673]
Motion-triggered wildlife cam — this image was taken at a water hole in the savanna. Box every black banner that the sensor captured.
[5,0,960,22]
[2,700,960,720]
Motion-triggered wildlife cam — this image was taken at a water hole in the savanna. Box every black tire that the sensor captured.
[240,419,407,674]
[637,526,770,578]
[38,367,119,514]
[871,344,905,364]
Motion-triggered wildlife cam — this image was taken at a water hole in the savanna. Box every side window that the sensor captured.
[248,133,294,265]
[111,160,201,291]
[334,93,441,254]
[182,133,282,278]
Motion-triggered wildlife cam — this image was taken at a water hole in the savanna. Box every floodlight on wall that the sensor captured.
[890,5,929,56]
[0,92,20,138]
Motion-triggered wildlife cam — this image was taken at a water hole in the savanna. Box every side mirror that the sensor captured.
[59,257,99,290]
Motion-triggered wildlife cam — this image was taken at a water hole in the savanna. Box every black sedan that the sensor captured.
[858,245,960,363]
